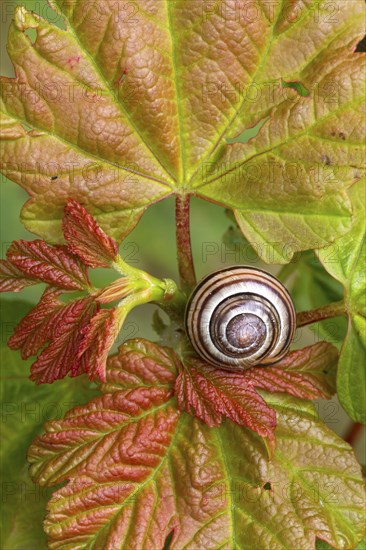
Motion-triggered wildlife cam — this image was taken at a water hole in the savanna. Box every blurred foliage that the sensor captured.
[0,300,99,548]
[316,537,366,550]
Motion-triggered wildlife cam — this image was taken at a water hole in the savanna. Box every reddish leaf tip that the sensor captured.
[175,360,277,442]
[6,239,90,291]
[78,307,120,381]
[63,198,119,268]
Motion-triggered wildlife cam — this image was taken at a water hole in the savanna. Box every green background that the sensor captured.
[1,2,365,548]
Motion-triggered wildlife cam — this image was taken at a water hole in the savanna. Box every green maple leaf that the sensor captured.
[28,339,366,549]
[318,180,366,423]
[1,0,365,262]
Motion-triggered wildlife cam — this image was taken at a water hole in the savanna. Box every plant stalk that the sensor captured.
[296,300,346,328]
[175,194,197,293]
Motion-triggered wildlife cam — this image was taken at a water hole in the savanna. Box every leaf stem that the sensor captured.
[175,194,197,293]
[296,301,346,328]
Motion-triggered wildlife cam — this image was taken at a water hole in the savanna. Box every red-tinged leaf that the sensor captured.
[0,259,39,292]
[103,339,180,393]
[29,389,179,486]
[247,342,338,400]
[42,470,178,550]
[2,2,365,258]
[29,340,179,485]
[28,381,366,550]
[175,342,338,443]
[78,308,122,381]
[30,297,98,384]
[7,240,90,291]
[63,199,118,268]
[175,359,277,445]
[8,287,63,359]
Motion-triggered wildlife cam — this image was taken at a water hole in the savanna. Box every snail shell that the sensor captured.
[185,266,296,370]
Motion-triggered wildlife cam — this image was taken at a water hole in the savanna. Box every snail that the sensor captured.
[185,266,296,371]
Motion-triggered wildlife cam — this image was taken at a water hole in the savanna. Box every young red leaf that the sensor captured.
[175,342,338,443]
[63,199,119,268]
[8,287,63,359]
[7,240,90,291]
[175,359,277,445]
[246,342,338,400]
[78,308,122,381]
[30,297,98,384]
[0,259,39,292]
[28,341,365,550]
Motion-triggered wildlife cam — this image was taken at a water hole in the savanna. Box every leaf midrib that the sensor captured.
[214,426,289,549]
[166,0,186,185]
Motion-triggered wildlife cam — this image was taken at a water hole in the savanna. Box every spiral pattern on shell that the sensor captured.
[185,266,296,370]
